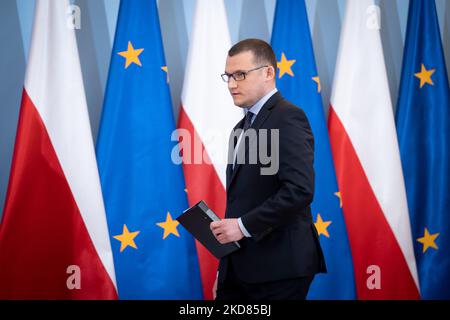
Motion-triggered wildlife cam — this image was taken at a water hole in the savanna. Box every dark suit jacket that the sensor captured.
[219,92,326,284]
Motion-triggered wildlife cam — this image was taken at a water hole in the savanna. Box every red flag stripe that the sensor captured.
[177,105,226,300]
[328,106,419,299]
[0,90,117,299]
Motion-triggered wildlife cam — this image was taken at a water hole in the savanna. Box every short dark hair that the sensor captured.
[228,39,277,70]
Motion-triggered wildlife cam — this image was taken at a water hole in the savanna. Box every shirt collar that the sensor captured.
[246,88,278,117]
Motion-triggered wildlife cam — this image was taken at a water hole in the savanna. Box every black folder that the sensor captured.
[176,200,240,259]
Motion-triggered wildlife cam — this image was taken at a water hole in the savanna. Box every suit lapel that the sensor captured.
[226,92,283,191]
[226,118,244,188]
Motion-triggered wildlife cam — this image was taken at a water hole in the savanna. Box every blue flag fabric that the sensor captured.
[271,0,356,299]
[396,0,450,299]
[96,0,202,299]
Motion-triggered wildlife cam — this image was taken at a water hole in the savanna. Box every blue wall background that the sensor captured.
[1,0,450,215]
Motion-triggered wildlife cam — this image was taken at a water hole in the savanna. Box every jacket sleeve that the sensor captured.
[240,107,315,241]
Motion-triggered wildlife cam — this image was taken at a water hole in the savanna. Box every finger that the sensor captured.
[210,221,221,230]
[218,234,229,244]
[212,226,223,235]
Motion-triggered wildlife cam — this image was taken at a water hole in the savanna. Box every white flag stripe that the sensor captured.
[181,0,243,187]
[24,0,116,287]
[330,0,418,289]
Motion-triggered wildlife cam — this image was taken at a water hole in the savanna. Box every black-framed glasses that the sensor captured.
[221,65,268,82]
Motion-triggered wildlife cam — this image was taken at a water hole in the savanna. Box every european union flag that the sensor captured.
[396,0,450,299]
[271,0,356,299]
[96,0,202,299]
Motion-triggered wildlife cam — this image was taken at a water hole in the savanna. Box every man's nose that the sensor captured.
[228,77,237,89]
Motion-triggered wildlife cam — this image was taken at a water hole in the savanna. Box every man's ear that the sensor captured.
[266,65,276,81]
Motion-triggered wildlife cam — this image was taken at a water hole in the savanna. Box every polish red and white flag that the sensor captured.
[177,0,243,300]
[0,0,117,299]
[328,0,419,299]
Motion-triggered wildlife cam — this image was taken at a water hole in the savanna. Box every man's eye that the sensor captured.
[234,72,245,78]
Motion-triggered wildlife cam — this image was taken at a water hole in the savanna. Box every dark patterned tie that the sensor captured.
[232,111,254,171]
[242,111,254,131]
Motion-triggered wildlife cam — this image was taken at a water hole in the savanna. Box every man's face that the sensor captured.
[224,51,269,108]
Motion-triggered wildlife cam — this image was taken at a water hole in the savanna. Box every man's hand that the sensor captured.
[210,218,244,244]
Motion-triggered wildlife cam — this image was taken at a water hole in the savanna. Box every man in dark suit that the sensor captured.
[210,39,326,300]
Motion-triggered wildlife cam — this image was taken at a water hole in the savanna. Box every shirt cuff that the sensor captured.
[238,217,251,237]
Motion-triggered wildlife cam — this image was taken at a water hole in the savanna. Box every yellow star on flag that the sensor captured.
[157,212,180,239]
[314,213,332,238]
[277,53,296,78]
[312,76,321,92]
[118,41,144,69]
[417,228,439,253]
[161,66,169,83]
[113,224,140,252]
[415,64,435,88]
[334,192,343,208]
